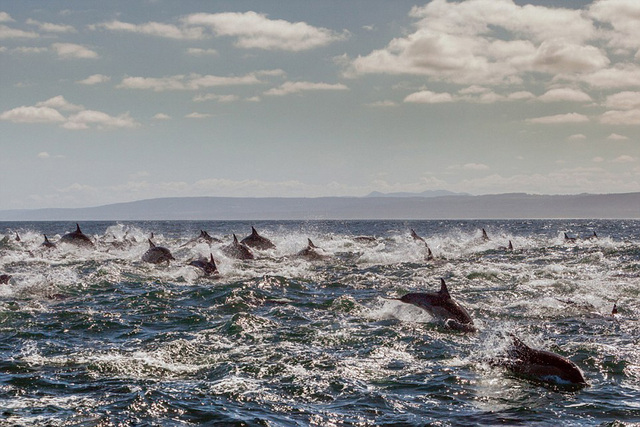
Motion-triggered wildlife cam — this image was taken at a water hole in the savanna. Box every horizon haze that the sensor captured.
[0,192,637,221]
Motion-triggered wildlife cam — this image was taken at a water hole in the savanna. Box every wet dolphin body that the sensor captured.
[60,223,94,248]
[241,227,275,250]
[498,240,514,251]
[222,234,254,260]
[182,230,222,247]
[411,229,426,243]
[42,235,56,248]
[393,278,476,332]
[189,254,219,276]
[142,239,175,264]
[354,236,377,244]
[0,274,11,284]
[564,232,577,243]
[499,335,587,387]
[410,229,434,261]
[481,228,490,241]
[296,238,327,261]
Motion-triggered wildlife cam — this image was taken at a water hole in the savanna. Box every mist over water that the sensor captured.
[1,220,639,426]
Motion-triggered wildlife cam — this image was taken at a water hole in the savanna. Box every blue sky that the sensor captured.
[1,0,639,210]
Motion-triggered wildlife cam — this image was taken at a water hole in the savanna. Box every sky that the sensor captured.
[1,0,639,210]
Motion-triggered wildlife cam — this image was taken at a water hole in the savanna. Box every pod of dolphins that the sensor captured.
[2,223,610,389]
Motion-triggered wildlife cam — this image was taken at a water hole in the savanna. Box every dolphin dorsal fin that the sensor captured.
[308,238,316,248]
[210,253,216,264]
[44,235,50,243]
[148,239,156,248]
[233,234,238,244]
[76,223,81,232]
[439,278,451,298]
[15,233,20,242]
[252,226,258,235]
[508,240,513,250]
[510,334,530,352]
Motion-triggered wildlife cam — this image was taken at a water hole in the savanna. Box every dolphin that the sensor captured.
[481,228,490,241]
[60,223,94,248]
[222,234,254,260]
[0,274,11,284]
[611,303,618,316]
[182,230,221,247]
[498,240,514,251]
[297,238,327,261]
[425,245,435,261]
[392,278,475,332]
[498,335,587,387]
[241,227,275,250]
[564,232,577,243]
[411,229,434,261]
[15,233,21,242]
[142,239,175,264]
[410,229,426,243]
[354,235,377,243]
[587,231,598,240]
[42,235,56,248]
[189,254,219,276]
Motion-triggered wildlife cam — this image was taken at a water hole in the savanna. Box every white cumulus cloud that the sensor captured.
[527,112,590,124]
[264,81,348,96]
[77,74,111,85]
[183,11,347,51]
[51,42,98,59]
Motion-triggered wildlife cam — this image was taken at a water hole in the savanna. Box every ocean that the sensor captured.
[1,219,639,426]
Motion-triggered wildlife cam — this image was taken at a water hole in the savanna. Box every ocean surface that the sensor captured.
[0,219,639,426]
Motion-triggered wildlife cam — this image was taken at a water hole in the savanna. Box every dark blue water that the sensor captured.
[1,220,639,426]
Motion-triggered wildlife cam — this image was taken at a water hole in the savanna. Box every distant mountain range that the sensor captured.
[0,192,638,221]
[365,190,469,198]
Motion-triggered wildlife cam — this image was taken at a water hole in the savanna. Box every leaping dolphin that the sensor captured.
[392,278,475,332]
[182,230,222,247]
[142,239,175,264]
[42,235,56,248]
[222,234,254,260]
[411,229,434,261]
[296,238,328,261]
[189,254,219,276]
[410,229,426,243]
[241,227,275,250]
[497,335,588,387]
[498,240,514,251]
[60,223,94,248]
